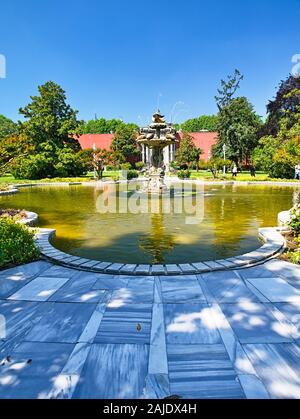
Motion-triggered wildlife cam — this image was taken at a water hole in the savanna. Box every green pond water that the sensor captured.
[0,183,298,264]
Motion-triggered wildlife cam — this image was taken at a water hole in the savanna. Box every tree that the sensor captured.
[207,158,232,179]
[8,81,86,179]
[93,149,114,179]
[254,108,300,179]
[19,81,80,151]
[176,132,202,168]
[263,75,300,136]
[179,115,218,132]
[0,133,31,175]
[111,124,139,162]
[78,118,129,134]
[215,69,244,110]
[0,115,18,139]
[214,97,261,164]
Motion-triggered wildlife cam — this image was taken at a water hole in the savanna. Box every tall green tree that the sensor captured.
[214,97,261,164]
[215,69,244,110]
[111,124,139,162]
[176,132,202,168]
[263,75,300,136]
[0,115,17,139]
[254,106,300,178]
[19,81,80,151]
[180,115,218,132]
[78,118,127,134]
[214,70,261,164]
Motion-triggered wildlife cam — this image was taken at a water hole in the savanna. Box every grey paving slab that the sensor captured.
[46,342,92,399]
[105,263,124,273]
[244,343,300,399]
[159,276,206,303]
[151,265,166,275]
[164,303,221,344]
[201,270,258,303]
[220,302,293,344]
[92,274,129,290]
[135,265,151,275]
[274,302,300,334]
[0,300,42,341]
[73,344,149,399]
[178,264,198,274]
[8,276,70,302]
[239,264,283,280]
[204,261,227,271]
[0,261,52,299]
[165,265,182,275]
[246,277,300,303]
[119,264,137,274]
[40,265,77,278]
[94,303,152,344]
[24,302,96,344]
[0,342,74,399]
[109,277,154,304]
[49,274,108,304]
[191,262,211,272]
[167,344,245,399]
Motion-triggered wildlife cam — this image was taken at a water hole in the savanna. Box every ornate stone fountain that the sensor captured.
[137,111,178,193]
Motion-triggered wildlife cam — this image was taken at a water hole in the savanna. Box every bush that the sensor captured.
[106,165,115,171]
[121,163,132,171]
[11,154,54,179]
[126,169,139,180]
[289,204,300,235]
[0,218,39,268]
[135,161,145,171]
[54,149,86,177]
[198,160,208,170]
[177,169,191,179]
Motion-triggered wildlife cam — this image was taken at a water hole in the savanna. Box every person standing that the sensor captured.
[295,165,300,180]
[232,165,238,178]
[250,165,256,177]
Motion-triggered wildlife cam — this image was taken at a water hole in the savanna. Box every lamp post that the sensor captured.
[223,144,227,176]
[93,143,97,180]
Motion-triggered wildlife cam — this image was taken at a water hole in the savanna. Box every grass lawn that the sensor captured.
[189,170,300,183]
[0,171,121,188]
[1,171,300,189]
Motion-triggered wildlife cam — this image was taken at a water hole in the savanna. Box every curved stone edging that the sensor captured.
[0,188,18,196]
[34,225,285,276]
[20,211,39,226]
[278,210,291,227]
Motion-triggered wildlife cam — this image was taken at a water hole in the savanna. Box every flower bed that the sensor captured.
[284,204,300,264]
[0,217,40,269]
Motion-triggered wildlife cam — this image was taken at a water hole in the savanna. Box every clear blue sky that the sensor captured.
[0,0,299,124]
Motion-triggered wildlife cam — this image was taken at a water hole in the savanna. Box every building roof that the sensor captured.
[77,131,218,161]
[179,132,218,161]
[77,133,114,151]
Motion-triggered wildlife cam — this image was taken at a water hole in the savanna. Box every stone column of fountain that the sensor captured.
[137,111,178,193]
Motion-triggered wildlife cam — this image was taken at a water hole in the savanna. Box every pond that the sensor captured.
[0,183,298,264]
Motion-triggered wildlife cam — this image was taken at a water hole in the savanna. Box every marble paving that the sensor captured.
[1,259,300,399]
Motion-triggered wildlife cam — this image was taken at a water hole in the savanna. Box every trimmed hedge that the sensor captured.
[0,218,40,268]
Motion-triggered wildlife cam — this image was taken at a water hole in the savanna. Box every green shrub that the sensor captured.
[126,170,139,180]
[289,204,300,235]
[11,154,54,179]
[120,163,132,171]
[198,160,208,170]
[177,169,191,179]
[54,149,86,177]
[135,161,145,171]
[0,218,40,268]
